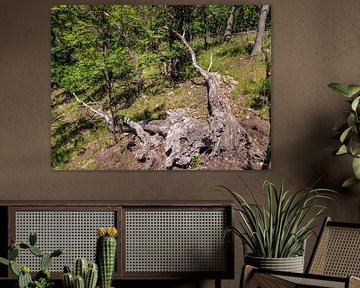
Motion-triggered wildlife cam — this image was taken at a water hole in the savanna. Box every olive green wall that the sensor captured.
[1,0,360,287]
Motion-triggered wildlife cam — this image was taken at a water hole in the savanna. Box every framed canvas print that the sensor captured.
[51,5,271,170]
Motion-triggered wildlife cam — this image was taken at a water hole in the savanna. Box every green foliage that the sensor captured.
[189,155,203,169]
[51,5,271,169]
[32,278,54,288]
[222,180,334,258]
[329,82,360,187]
[0,233,63,288]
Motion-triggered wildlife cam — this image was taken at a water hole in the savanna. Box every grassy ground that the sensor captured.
[51,32,271,170]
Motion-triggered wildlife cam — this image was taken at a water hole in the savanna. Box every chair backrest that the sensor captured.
[307,217,360,277]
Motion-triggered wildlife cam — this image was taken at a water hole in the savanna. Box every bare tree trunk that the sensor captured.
[174,31,252,161]
[251,5,270,56]
[223,6,238,43]
[202,7,210,49]
[102,42,117,144]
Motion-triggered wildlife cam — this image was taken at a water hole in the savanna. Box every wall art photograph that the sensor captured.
[51,5,271,170]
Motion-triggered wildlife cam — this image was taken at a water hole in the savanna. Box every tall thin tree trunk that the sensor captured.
[203,7,210,49]
[251,5,270,56]
[223,6,238,43]
[103,42,117,144]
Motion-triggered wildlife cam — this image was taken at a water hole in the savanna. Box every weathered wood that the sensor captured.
[175,31,252,163]
[74,31,253,170]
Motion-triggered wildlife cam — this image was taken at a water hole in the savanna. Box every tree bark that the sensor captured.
[223,6,239,43]
[174,31,252,162]
[102,41,117,144]
[251,5,270,56]
[74,32,253,170]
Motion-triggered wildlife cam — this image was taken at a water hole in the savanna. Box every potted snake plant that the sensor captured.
[328,83,360,187]
[223,179,334,273]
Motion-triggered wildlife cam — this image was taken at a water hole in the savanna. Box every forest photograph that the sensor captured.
[51,5,271,170]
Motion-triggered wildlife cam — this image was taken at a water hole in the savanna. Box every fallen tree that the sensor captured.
[73,31,253,170]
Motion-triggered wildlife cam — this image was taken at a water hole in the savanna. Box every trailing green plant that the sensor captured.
[62,258,98,288]
[0,232,63,288]
[222,180,334,258]
[96,227,118,288]
[328,82,360,187]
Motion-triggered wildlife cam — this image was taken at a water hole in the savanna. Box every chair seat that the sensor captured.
[243,266,360,288]
[277,274,346,288]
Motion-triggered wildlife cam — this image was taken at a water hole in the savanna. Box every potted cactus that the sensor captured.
[62,258,98,288]
[96,227,118,288]
[0,232,63,288]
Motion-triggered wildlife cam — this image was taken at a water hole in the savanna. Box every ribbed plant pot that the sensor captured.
[245,254,305,273]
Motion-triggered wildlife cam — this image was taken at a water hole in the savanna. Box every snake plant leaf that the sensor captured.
[342,177,360,188]
[351,96,360,111]
[336,145,348,156]
[352,157,360,179]
[328,83,352,97]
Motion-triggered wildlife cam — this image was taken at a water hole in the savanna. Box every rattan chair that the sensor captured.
[241,217,360,288]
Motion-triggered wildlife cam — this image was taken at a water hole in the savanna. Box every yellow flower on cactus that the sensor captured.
[97,227,118,238]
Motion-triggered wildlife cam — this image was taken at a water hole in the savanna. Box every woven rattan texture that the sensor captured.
[125,210,227,273]
[309,226,360,277]
[15,211,115,272]
[277,275,345,288]
[249,273,297,288]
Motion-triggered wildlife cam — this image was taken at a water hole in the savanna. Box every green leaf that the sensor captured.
[336,145,348,155]
[0,257,9,266]
[352,157,360,179]
[347,114,356,128]
[340,126,352,143]
[348,85,360,97]
[349,135,360,156]
[342,177,360,188]
[351,96,360,111]
[328,83,351,97]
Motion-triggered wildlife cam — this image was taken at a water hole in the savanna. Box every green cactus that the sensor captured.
[51,248,63,257]
[29,232,37,246]
[73,275,85,288]
[63,272,74,288]
[63,259,98,288]
[85,263,98,288]
[19,243,30,249]
[35,268,50,282]
[29,245,44,257]
[74,258,87,279]
[63,265,72,273]
[18,270,32,288]
[0,232,63,288]
[41,253,52,270]
[9,246,19,260]
[96,235,117,288]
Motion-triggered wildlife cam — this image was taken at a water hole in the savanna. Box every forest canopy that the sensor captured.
[51,5,271,170]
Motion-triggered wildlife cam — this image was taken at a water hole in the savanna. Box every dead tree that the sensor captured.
[174,31,252,158]
[73,32,253,170]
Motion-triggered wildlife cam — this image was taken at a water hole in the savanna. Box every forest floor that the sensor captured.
[51,33,271,170]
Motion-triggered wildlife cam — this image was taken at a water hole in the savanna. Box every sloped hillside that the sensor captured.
[51,33,271,170]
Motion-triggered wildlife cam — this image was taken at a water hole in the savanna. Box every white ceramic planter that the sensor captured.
[245,254,305,273]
